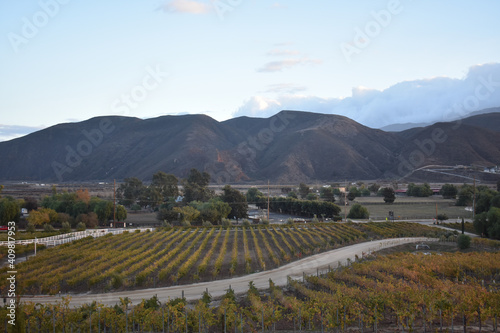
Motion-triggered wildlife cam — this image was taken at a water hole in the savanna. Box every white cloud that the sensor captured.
[262,83,307,94]
[257,58,322,73]
[160,0,210,14]
[236,63,500,128]
[0,125,45,142]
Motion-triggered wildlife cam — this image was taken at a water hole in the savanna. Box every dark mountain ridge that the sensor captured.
[0,110,499,183]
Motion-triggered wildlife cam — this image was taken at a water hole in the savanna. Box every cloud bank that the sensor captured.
[0,125,45,142]
[235,63,500,128]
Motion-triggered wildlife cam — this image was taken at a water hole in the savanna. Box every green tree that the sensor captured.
[440,184,458,199]
[407,183,433,197]
[0,197,20,224]
[151,171,179,200]
[320,187,335,202]
[487,207,500,239]
[94,200,113,223]
[117,177,145,207]
[457,234,471,250]
[456,184,474,206]
[221,185,248,219]
[183,168,213,203]
[347,203,369,219]
[475,188,496,214]
[306,193,318,201]
[287,191,298,199]
[190,198,230,224]
[173,206,200,224]
[368,183,380,193]
[116,205,127,221]
[381,187,395,204]
[298,183,310,199]
[246,187,263,203]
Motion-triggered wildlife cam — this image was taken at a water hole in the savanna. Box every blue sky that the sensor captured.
[1,0,500,141]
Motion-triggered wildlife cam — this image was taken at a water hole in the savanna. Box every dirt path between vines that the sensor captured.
[23,237,435,307]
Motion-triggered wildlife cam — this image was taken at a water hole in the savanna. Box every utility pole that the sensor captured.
[113,179,116,223]
[473,175,476,219]
[344,180,347,222]
[267,180,270,222]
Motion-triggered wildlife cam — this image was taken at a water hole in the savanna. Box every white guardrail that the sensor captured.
[0,228,154,247]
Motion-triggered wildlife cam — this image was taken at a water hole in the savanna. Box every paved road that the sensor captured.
[24,237,436,308]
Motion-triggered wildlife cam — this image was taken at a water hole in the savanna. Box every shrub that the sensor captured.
[260,219,270,225]
[43,224,55,232]
[60,221,71,233]
[221,218,231,228]
[242,219,251,227]
[285,218,295,226]
[202,221,213,227]
[26,223,36,233]
[162,221,173,230]
[76,222,86,231]
[181,220,191,227]
[457,234,471,250]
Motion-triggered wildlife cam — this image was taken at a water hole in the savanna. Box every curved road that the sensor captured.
[24,237,436,307]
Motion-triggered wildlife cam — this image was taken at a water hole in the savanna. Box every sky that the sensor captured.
[1,0,500,141]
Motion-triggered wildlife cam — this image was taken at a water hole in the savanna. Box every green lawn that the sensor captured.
[350,196,472,220]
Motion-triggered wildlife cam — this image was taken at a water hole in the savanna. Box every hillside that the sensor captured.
[0,110,500,183]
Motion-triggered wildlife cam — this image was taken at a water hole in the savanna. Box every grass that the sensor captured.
[352,196,472,220]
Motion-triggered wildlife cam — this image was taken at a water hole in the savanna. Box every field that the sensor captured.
[0,222,446,295]
[353,196,472,220]
[6,249,499,332]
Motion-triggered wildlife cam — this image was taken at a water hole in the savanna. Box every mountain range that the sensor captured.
[0,110,499,183]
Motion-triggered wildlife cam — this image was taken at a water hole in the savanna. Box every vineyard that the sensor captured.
[0,222,445,295]
[4,251,499,332]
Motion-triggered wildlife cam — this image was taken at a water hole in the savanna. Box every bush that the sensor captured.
[76,222,86,231]
[347,203,369,219]
[221,218,231,228]
[181,220,191,227]
[202,221,213,227]
[60,221,71,233]
[260,219,270,225]
[242,219,251,227]
[26,223,36,233]
[457,234,471,250]
[162,221,173,230]
[43,224,55,232]
[285,218,295,226]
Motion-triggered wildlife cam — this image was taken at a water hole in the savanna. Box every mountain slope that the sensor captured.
[0,110,499,183]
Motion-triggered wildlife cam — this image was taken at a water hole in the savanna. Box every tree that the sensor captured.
[380,187,395,204]
[190,198,231,224]
[306,193,318,201]
[298,183,310,199]
[456,184,474,206]
[151,171,179,200]
[23,197,38,211]
[287,191,298,199]
[320,187,335,202]
[76,212,98,228]
[368,183,380,193]
[407,183,433,197]
[0,197,20,224]
[457,234,471,250]
[347,191,357,201]
[497,180,500,192]
[221,185,248,219]
[440,184,458,199]
[0,184,3,198]
[347,203,369,219]
[94,200,113,223]
[27,207,57,226]
[183,168,213,203]
[117,177,145,207]
[246,188,263,203]
[173,206,200,224]
[475,188,496,214]
[116,205,127,221]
